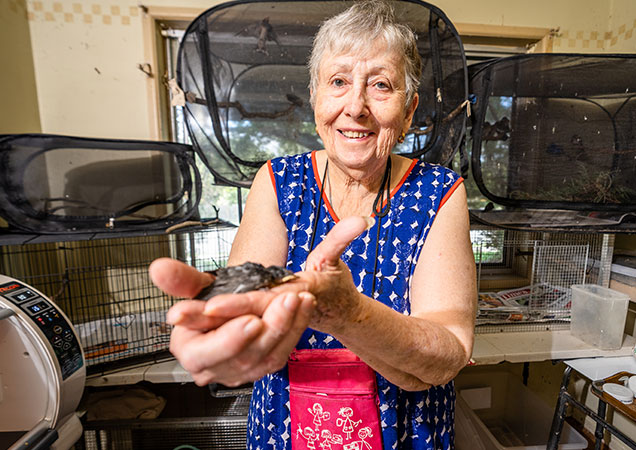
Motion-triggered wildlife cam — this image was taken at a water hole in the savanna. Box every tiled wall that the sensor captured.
[27,1,140,25]
[24,0,149,139]
[554,18,636,52]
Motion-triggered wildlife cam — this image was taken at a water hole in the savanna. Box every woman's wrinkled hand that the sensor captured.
[296,215,373,332]
[148,215,369,385]
[205,216,373,334]
[149,258,316,386]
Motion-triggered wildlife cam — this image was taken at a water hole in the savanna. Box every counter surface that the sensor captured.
[86,331,636,386]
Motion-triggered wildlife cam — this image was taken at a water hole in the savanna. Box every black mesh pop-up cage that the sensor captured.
[177,0,469,187]
[470,54,636,215]
[0,134,202,234]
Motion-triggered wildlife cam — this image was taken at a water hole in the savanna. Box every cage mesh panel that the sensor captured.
[177,0,467,187]
[529,243,589,310]
[0,134,201,233]
[81,418,248,450]
[0,224,235,371]
[470,54,636,212]
[78,383,252,449]
[472,228,612,333]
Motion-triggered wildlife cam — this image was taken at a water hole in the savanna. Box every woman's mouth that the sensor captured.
[339,130,372,139]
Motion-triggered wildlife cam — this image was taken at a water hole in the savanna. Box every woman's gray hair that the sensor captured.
[308,0,422,109]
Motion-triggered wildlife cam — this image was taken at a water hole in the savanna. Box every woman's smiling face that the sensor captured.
[313,41,418,176]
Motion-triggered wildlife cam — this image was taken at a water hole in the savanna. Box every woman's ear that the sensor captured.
[405,93,419,124]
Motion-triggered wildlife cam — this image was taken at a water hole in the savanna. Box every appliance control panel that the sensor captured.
[0,280,83,379]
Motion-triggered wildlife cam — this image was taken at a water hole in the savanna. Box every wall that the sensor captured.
[25,0,185,139]
[21,0,228,140]
[608,0,636,52]
[18,0,634,140]
[0,0,41,134]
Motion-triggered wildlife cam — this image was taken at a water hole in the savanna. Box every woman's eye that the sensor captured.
[332,79,345,87]
[375,81,389,90]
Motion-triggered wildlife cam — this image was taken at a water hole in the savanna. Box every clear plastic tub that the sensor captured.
[570,284,630,350]
[456,371,587,450]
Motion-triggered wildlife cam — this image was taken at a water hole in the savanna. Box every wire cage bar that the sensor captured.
[75,377,251,450]
[0,222,236,372]
[472,228,614,333]
[80,417,249,450]
[530,243,589,310]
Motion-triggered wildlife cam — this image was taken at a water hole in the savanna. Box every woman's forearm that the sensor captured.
[329,295,473,390]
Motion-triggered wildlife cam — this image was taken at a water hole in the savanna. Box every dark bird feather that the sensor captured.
[196,262,296,301]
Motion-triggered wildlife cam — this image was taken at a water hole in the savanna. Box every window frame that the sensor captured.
[141,6,205,141]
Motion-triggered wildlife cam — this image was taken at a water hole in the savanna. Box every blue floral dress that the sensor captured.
[247,151,463,450]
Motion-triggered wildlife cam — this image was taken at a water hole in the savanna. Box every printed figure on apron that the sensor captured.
[309,402,330,429]
[297,426,320,449]
[319,430,343,450]
[336,407,362,440]
[343,427,374,450]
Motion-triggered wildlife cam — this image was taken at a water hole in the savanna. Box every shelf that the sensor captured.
[472,330,636,365]
[0,219,237,246]
[86,358,193,386]
[85,331,636,386]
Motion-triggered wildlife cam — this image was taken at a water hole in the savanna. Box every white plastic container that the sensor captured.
[570,284,630,350]
[456,371,587,450]
[455,395,486,450]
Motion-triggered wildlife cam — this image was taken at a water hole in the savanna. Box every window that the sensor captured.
[152,15,553,255]
[161,26,247,226]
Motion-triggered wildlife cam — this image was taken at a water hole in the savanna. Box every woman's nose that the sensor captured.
[343,84,368,118]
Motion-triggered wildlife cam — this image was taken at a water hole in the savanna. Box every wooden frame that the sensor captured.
[455,23,556,52]
[141,6,206,140]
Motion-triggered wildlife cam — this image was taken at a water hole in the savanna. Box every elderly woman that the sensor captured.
[150,1,476,449]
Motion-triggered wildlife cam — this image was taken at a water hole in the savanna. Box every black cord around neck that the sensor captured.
[308,160,329,253]
[372,156,392,218]
[371,157,392,295]
[308,156,393,297]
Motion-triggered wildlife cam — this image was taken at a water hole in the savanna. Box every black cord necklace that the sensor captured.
[371,156,391,295]
[308,156,392,296]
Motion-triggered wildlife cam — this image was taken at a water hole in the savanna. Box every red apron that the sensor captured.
[288,349,384,450]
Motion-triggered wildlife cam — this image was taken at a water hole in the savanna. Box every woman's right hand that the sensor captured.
[149,258,316,386]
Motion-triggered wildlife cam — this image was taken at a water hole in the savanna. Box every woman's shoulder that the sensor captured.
[268,151,316,188]
[269,150,313,169]
[409,159,462,186]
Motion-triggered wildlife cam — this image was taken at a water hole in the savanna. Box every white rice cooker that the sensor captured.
[0,275,85,449]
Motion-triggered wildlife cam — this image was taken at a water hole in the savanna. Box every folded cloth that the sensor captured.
[85,386,166,420]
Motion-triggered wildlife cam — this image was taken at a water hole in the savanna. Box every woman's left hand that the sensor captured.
[295,215,372,332]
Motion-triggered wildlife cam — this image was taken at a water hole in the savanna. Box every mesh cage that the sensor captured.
[177,0,468,187]
[81,417,248,450]
[0,223,236,372]
[470,54,636,212]
[0,134,202,233]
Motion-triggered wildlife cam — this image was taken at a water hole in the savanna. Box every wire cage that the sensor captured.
[81,417,248,450]
[0,222,236,373]
[472,228,614,333]
[77,383,251,450]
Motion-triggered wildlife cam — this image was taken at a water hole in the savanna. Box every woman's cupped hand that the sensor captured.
[148,216,371,386]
